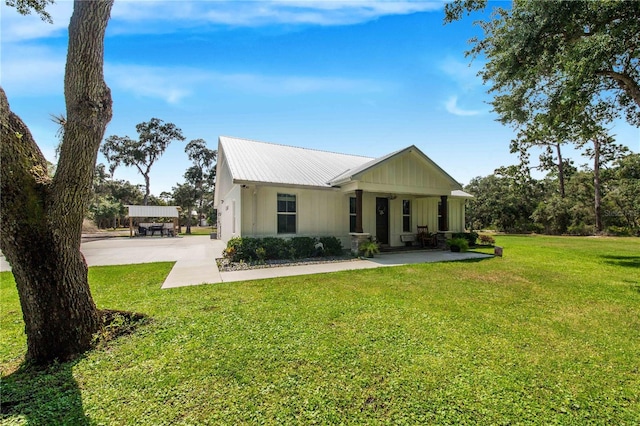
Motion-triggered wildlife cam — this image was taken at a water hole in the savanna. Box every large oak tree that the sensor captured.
[101,119,185,206]
[446,0,640,122]
[0,0,114,364]
[446,0,639,232]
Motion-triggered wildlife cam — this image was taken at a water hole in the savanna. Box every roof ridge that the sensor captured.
[219,135,374,160]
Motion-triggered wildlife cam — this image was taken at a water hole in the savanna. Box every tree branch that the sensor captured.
[596,69,640,109]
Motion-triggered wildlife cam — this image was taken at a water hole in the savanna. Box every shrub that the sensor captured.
[261,237,289,260]
[319,236,344,256]
[223,237,244,262]
[605,226,634,237]
[223,237,261,262]
[290,237,317,259]
[479,234,495,245]
[358,240,380,257]
[255,247,267,262]
[567,223,594,236]
[224,236,346,262]
[447,237,469,252]
[452,231,478,246]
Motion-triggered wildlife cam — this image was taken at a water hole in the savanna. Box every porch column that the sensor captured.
[355,189,363,233]
[438,195,448,231]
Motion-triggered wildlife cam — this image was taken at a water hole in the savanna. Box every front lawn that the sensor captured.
[179,226,216,236]
[1,235,639,424]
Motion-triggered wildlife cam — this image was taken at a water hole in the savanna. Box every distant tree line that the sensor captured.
[465,153,640,236]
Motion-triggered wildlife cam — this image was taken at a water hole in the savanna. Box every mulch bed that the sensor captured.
[216,256,358,272]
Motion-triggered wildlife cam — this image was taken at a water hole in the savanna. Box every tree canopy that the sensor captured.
[101,118,185,205]
[446,0,640,127]
[5,0,55,22]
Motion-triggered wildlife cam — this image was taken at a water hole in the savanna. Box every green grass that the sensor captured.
[180,226,216,236]
[1,236,639,424]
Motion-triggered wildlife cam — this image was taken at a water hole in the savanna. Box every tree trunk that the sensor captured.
[555,142,565,198]
[0,0,114,365]
[593,138,603,233]
[186,207,192,234]
[143,173,150,206]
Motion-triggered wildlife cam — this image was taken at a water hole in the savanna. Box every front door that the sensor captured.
[375,197,389,245]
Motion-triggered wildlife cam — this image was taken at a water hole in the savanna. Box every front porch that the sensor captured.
[346,187,463,251]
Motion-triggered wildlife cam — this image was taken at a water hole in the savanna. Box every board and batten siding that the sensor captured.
[234,188,466,246]
[448,198,466,233]
[356,152,454,196]
[240,185,351,245]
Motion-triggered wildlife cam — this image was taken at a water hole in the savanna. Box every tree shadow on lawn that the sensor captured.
[0,309,147,424]
[601,254,640,269]
[1,358,90,425]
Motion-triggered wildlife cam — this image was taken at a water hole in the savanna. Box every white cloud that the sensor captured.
[106,63,385,103]
[2,1,445,41]
[106,64,198,104]
[0,1,72,42]
[108,0,444,32]
[444,96,483,116]
[438,56,484,91]
[0,45,65,96]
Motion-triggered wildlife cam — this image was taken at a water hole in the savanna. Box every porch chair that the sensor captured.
[417,225,437,248]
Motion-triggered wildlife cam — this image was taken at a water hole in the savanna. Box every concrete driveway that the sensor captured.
[0,236,225,284]
[1,237,493,288]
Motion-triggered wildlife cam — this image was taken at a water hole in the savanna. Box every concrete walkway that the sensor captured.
[215,250,491,286]
[0,236,493,289]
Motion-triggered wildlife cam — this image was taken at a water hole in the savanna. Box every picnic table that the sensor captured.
[138,223,175,237]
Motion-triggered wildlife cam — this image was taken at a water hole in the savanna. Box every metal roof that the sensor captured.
[125,205,181,218]
[328,146,409,185]
[451,190,474,198]
[219,136,374,188]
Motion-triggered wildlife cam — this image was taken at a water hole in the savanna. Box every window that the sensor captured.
[349,197,357,232]
[402,200,411,233]
[277,193,296,234]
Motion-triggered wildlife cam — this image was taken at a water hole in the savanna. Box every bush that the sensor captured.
[605,226,635,237]
[223,237,243,262]
[479,234,495,245]
[223,236,345,262]
[319,236,344,256]
[567,223,594,236]
[446,237,469,252]
[452,231,478,246]
[261,237,289,260]
[223,237,265,262]
[358,240,380,257]
[290,237,317,259]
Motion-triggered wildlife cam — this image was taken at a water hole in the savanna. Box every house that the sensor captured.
[213,136,472,251]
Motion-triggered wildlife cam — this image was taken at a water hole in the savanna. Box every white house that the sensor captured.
[214,136,472,249]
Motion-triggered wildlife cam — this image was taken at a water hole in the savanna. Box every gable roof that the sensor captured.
[218,136,463,192]
[219,136,373,188]
[327,145,462,190]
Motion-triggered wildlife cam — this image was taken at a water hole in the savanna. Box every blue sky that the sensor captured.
[2,0,638,196]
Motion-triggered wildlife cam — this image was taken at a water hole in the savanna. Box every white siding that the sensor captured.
[240,185,351,246]
[213,145,234,208]
[448,198,466,233]
[229,188,466,246]
[218,184,241,242]
[357,152,454,196]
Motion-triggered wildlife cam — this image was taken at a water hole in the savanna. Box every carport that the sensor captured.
[125,205,182,238]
